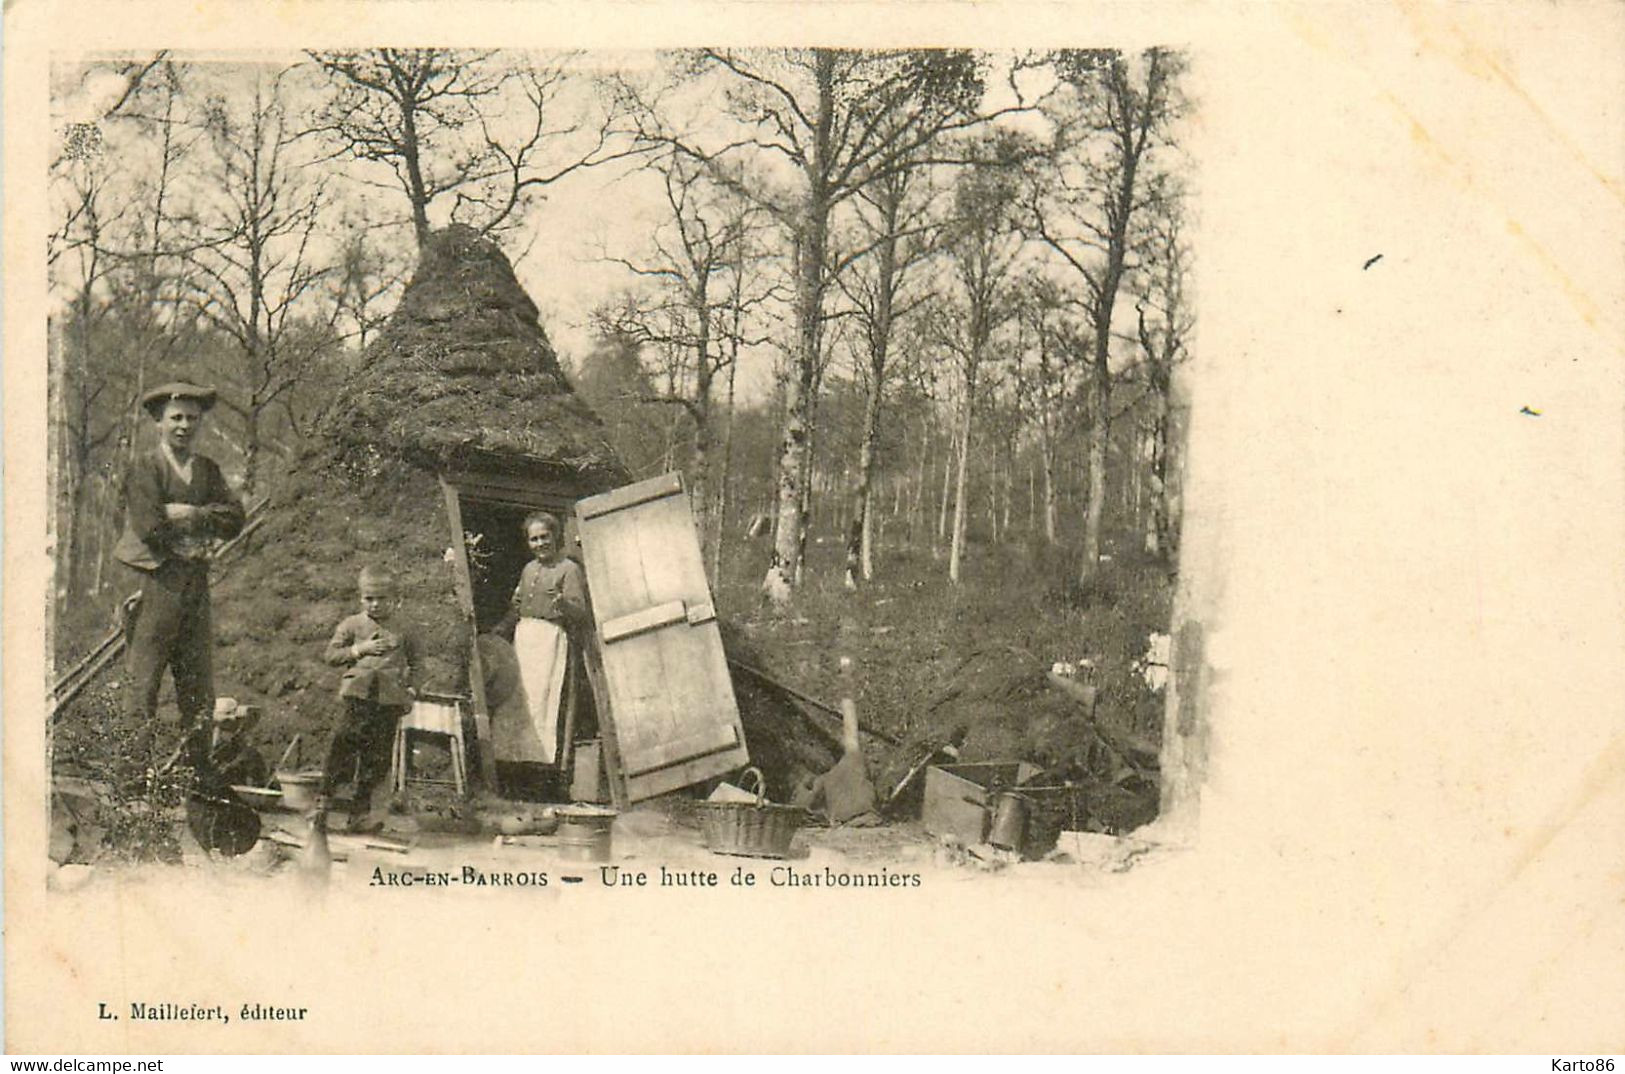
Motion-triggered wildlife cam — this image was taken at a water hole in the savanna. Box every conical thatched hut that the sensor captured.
[329,225,627,487]
[211,226,628,780]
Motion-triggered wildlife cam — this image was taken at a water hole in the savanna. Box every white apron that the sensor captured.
[494,617,570,764]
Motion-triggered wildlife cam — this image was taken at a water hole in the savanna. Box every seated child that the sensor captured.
[322,565,417,831]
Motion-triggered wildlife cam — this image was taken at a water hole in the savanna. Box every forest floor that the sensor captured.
[711,522,1175,835]
[50,515,1176,869]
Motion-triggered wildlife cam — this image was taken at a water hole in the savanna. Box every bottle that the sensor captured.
[298,803,332,887]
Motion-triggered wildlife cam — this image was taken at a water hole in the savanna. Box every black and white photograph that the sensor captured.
[6,0,1624,1057]
[44,48,1194,877]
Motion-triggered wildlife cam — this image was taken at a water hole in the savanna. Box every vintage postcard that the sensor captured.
[5,0,1623,1055]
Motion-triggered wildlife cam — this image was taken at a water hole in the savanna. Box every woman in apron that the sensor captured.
[491,512,590,797]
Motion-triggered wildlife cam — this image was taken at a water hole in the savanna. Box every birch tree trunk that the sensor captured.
[1081,369,1109,577]
[912,419,930,543]
[1079,166,1129,581]
[1001,452,1013,535]
[762,55,834,606]
[687,264,716,559]
[1028,453,1037,533]
[765,262,822,600]
[243,406,261,498]
[90,479,110,596]
[1030,50,1183,583]
[712,326,738,583]
[949,391,974,583]
[1040,426,1059,544]
[1145,381,1170,556]
[847,372,886,586]
[986,455,999,543]
[52,335,77,606]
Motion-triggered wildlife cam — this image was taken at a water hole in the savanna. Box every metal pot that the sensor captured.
[988,791,1031,854]
[275,770,324,813]
[555,805,616,862]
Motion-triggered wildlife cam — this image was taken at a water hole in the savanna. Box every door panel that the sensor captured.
[576,473,747,801]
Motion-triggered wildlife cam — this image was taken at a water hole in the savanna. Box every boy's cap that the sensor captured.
[142,382,218,418]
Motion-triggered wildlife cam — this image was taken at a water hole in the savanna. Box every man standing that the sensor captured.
[113,382,245,776]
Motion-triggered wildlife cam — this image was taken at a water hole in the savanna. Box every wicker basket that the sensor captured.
[696,768,806,859]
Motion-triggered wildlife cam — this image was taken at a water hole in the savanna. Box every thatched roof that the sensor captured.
[324,225,627,485]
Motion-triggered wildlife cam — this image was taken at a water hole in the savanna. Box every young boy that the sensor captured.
[322,566,417,831]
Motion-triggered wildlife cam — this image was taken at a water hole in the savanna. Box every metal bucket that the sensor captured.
[555,805,616,862]
[988,791,1031,854]
[275,769,324,813]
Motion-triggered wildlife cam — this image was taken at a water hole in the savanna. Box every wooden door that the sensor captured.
[439,478,498,789]
[576,473,748,801]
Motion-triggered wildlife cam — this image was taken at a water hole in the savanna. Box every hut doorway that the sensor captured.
[443,474,599,802]
[456,496,578,633]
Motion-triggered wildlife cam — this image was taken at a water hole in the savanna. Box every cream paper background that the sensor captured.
[5,0,1623,1054]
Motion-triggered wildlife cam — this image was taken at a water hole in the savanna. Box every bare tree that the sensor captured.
[49,58,207,602]
[332,214,409,350]
[1027,47,1187,581]
[595,155,778,566]
[49,141,125,603]
[835,160,942,586]
[979,365,1024,542]
[1011,276,1084,545]
[712,226,782,581]
[307,49,630,246]
[620,48,1036,605]
[102,59,209,473]
[1133,201,1192,558]
[572,325,673,480]
[181,70,338,494]
[931,155,1026,583]
[886,345,941,546]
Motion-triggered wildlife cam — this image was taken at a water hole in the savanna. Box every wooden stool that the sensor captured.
[392,697,468,798]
